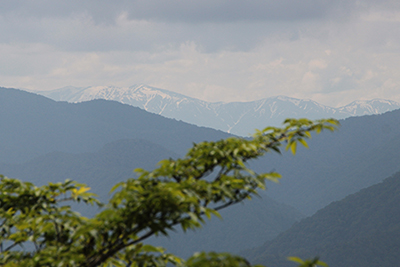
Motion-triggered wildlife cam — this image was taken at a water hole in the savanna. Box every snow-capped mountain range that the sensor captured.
[34,85,400,136]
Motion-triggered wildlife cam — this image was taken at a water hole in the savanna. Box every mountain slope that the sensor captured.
[0,87,304,257]
[244,171,400,267]
[35,84,400,136]
[253,108,400,215]
[0,139,180,197]
[3,86,400,263]
[4,87,400,217]
[0,87,230,164]
[0,138,304,259]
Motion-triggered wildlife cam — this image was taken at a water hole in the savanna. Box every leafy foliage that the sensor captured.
[288,257,328,267]
[0,118,338,266]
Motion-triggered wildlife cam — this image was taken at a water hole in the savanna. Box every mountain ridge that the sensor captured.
[32,84,400,136]
[0,87,231,164]
[6,87,400,216]
[243,171,400,267]
[2,86,400,261]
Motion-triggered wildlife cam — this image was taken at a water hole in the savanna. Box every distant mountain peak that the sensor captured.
[33,85,400,136]
[338,98,400,116]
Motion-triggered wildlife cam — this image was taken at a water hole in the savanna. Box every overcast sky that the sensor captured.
[1,0,400,106]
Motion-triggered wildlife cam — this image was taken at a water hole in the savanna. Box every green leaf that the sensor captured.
[290,141,297,155]
[299,138,309,148]
[287,257,304,264]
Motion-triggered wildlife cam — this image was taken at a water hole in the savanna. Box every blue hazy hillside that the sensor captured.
[3,87,400,217]
[0,87,304,257]
[2,86,400,261]
[244,171,400,267]
[251,108,400,215]
[0,139,303,258]
[0,87,231,164]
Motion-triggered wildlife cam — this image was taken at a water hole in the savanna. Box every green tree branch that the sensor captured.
[0,118,338,267]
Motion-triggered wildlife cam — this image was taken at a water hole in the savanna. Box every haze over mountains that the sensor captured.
[0,87,230,164]
[0,87,303,257]
[255,108,400,215]
[2,86,400,265]
[243,171,400,267]
[0,138,303,258]
[34,84,400,136]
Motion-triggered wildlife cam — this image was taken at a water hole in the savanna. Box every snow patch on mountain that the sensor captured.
[34,85,400,136]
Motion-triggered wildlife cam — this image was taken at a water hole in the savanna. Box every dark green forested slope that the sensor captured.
[245,171,400,267]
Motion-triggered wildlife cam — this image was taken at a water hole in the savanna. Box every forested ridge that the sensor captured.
[1,87,400,266]
[245,171,400,267]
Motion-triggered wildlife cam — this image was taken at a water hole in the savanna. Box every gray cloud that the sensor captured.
[123,0,342,23]
[0,11,302,53]
[0,0,400,106]
[0,0,370,24]
[1,0,396,54]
